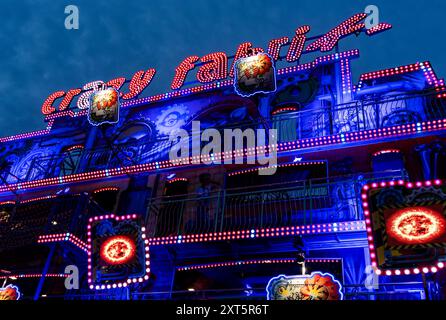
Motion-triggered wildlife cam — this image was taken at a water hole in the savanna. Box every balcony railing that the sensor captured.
[0,194,91,250]
[0,171,405,249]
[2,90,444,185]
[293,90,446,137]
[146,170,407,237]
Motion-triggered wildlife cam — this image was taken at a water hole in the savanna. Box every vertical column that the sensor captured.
[77,126,99,172]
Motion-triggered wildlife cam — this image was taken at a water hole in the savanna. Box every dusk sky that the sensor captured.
[1,0,445,136]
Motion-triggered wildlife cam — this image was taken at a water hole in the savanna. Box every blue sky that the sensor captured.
[0,0,445,136]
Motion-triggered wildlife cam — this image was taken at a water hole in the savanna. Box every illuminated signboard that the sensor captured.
[41,13,392,116]
[233,53,276,97]
[266,272,343,300]
[87,214,150,290]
[100,235,136,265]
[362,180,446,275]
[0,284,21,300]
[87,87,120,126]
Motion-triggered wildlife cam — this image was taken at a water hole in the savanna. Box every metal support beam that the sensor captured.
[34,244,57,300]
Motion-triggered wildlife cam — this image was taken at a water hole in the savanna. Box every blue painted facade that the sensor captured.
[1,48,446,300]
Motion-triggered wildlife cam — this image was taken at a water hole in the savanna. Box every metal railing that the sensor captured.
[0,194,102,250]
[146,170,407,237]
[2,90,444,184]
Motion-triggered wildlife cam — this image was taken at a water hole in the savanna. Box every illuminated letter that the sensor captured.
[42,91,65,115]
[171,56,199,90]
[286,26,310,62]
[77,81,104,109]
[122,69,156,100]
[267,37,289,61]
[306,13,366,52]
[106,77,126,94]
[42,88,82,114]
[59,88,82,110]
[229,43,264,77]
[196,52,228,83]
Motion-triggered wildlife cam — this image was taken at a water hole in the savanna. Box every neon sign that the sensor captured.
[362,179,446,275]
[233,52,276,97]
[386,207,446,244]
[87,214,150,290]
[41,13,391,116]
[266,272,343,300]
[0,284,21,300]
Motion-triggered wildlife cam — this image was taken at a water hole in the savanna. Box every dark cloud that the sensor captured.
[0,0,445,136]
